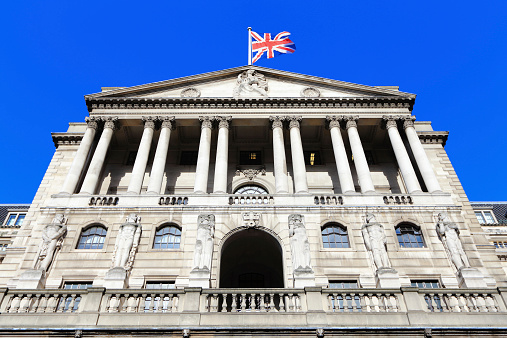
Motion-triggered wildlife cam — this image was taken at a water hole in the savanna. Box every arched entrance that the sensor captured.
[219,229,284,288]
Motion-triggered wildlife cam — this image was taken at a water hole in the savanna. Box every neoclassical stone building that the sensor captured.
[0,66,506,337]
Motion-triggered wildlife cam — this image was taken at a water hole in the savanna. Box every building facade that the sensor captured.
[0,66,506,337]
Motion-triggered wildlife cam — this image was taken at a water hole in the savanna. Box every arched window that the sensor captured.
[322,223,350,248]
[77,225,107,249]
[153,225,181,249]
[234,185,268,195]
[396,223,425,248]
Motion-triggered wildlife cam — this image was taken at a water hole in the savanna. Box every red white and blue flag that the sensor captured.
[250,31,296,63]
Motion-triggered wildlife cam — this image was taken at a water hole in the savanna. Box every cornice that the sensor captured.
[51,132,83,149]
[417,131,448,147]
[86,96,414,112]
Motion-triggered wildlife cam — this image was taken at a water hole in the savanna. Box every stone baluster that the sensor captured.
[147,117,175,194]
[80,117,119,194]
[287,116,308,193]
[403,117,442,193]
[194,117,213,193]
[343,116,375,193]
[60,117,99,194]
[127,117,157,194]
[383,116,422,194]
[270,116,289,193]
[213,116,231,193]
[326,116,355,193]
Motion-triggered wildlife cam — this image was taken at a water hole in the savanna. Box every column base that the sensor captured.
[103,267,128,289]
[376,268,401,288]
[17,269,46,289]
[457,267,487,288]
[293,268,316,288]
[189,268,211,288]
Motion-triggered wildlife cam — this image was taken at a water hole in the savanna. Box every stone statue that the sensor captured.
[436,213,470,270]
[289,214,313,272]
[35,214,67,271]
[111,214,142,270]
[233,70,268,97]
[192,214,215,271]
[361,213,390,270]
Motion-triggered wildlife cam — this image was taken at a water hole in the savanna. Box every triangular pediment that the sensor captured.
[85,66,415,100]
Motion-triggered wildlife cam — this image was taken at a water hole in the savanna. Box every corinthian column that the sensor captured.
[326,116,355,194]
[403,117,442,193]
[270,116,289,193]
[60,117,99,195]
[127,117,157,194]
[194,117,213,194]
[287,116,308,193]
[80,117,118,194]
[213,116,231,194]
[384,116,421,194]
[147,117,175,194]
[344,116,375,193]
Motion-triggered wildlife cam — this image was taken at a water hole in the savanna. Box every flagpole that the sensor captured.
[248,27,252,65]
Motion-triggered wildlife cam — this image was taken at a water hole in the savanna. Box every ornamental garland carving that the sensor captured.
[233,70,269,97]
[301,87,321,97]
[235,167,266,180]
[180,87,201,98]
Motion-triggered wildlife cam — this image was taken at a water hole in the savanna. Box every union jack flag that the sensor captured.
[251,31,296,63]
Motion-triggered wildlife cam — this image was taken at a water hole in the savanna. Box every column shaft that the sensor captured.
[288,117,308,193]
[327,116,355,193]
[79,118,118,194]
[194,117,213,194]
[147,117,174,194]
[404,119,442,193]
[127,117,156,194]
[270,116,289,193]
[345,117,375,193]
[385,117,421,194]
[60,117,98,194]
[213,117,231,193]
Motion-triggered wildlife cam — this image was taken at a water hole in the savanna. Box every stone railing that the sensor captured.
[89,196,119,206]
[158,196,189,206]
[419,289,503,312]
[201,288,303,313]
[383,195,413,205]
[324,289,401,312]
[228,195,274,205]
[102,289,183,313]
[1,289,85,313]
[314,195,343,205]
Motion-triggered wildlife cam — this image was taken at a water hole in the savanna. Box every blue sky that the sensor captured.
[1,0,506,202]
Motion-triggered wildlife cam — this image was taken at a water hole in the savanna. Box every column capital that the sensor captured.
[343,115,359,130]
[326,115,341,129]
[160,116,176,129]
[286,116,302,129]
[85,117,99,130]
[142,116,157,130]
[199,116,214,129]
[403,116,416,129]
[269,116,285,129]
[215,116,232,129]
[102,117,119,130]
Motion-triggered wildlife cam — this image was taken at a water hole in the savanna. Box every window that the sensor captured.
[0,243,9,251]
[322,224,350,248]
[239,151,262,165]
[126,151,137,165]
[234,185,268,195]
[180,151,198,165]
[77,226,107,249]
[396,224,425,248]
[144,281,176,312]
[328,280,360,312]
[475,211,496,224]
[411,280,440,288]
[3,213,26,227]
[153,225,181,249]
[304,151,322,166]
[411,280,442,311]
[493,241,507,249]
[329,280,358,289]
[60,282,93,312]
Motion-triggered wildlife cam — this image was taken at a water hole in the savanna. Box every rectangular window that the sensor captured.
[3,213,26,227]
[180,151,198,165]
[475,210,496,224]
[475,212,486,224]
[484,211,496,224]
[304,151,322,166]
[0,243,9,251]
[61,282,93,312]
[410,280,440,288]
[329,280,358,288]
[328,280,360,312]
[411,280,442,312]
[239,151,262,165]
[494,241,507,249]
[144,281,176,312]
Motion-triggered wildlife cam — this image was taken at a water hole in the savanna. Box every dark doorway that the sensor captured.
[219,229,284,288]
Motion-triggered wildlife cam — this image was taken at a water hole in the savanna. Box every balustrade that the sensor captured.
[89,196,119,206]
[103,290,181,313]
[158,196,189,206]
[2,291,83,313]
[383,195,413,205]
[325,290,400,312]
[420,290,501,313]
[228,195,274,205]
[314,195,343,205]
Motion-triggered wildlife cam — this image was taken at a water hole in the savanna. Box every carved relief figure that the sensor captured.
[436,213,470,270]
[111,214,142,270]
[361,213,390,270]
[192,214,215,271]
[233,70,268,97]
[289,214,313,272]
[35,214,67,271]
